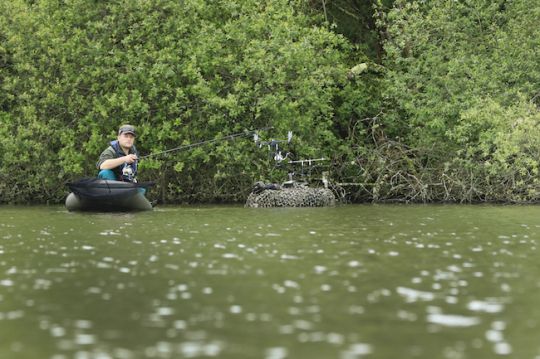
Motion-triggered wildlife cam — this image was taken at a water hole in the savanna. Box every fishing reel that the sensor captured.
[253,131,293,163]
[287,157,329,183]
[253,130,330,186]
[122,164,137,183]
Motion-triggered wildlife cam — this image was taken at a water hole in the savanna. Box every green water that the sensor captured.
[0,205,539,359]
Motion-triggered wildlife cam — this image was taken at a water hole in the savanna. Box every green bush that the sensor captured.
[355,0,540,202]
[2,0,538,204]
[0,0,363,203]
[450,98,540,201]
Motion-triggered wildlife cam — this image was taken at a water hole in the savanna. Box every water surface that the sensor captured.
[1,204,539,358]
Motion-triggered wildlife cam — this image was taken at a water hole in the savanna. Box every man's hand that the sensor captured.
[124,154,138,164]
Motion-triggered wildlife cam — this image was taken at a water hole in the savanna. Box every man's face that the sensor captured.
[118,132,135,149]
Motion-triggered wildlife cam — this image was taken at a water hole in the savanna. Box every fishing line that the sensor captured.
[139,127,273,160]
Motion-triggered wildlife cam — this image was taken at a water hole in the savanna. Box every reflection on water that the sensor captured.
[0,204,540,358]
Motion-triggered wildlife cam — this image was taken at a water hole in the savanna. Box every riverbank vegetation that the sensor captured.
[1,0,538,204]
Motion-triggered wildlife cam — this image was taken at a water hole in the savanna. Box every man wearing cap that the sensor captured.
[96,125,139,182]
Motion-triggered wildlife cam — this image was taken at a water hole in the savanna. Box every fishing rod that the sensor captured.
[254,131,293,161]
[140,127,273,160]
[288,158,327,165]
[287,157,329,181]
[254,131,293,149]
[253,131,331,185]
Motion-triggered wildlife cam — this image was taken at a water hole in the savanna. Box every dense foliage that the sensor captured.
[370,0,540,202]
[0,0,538,204]
[0,0,368,203]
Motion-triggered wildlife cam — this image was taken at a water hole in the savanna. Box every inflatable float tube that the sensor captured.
[66,178,153,212]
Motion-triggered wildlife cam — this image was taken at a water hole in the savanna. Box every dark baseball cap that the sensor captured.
[118,124,136,136]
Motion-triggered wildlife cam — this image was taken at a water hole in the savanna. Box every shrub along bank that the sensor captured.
[332,0,540,203]
[0,0,538,204]
[0,0,371,203]
[368,0,540,202]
